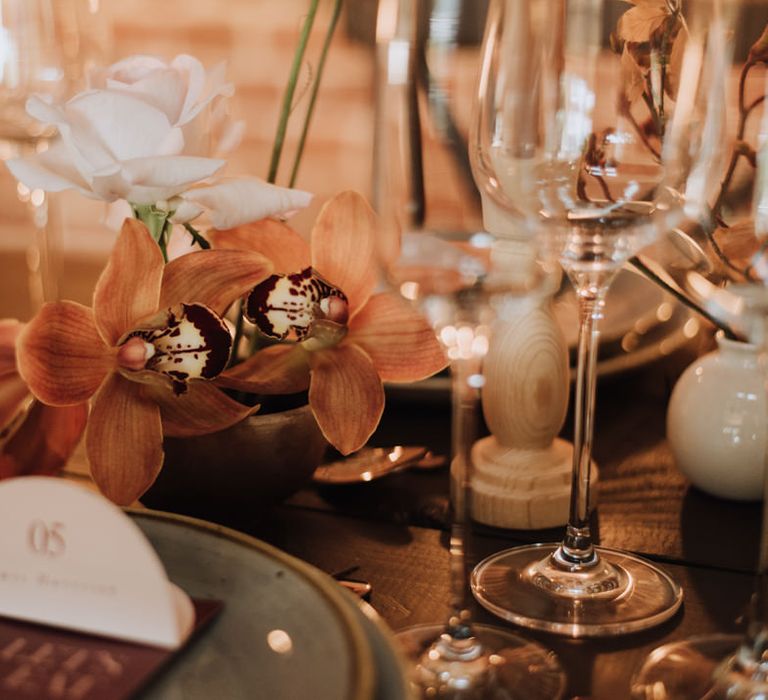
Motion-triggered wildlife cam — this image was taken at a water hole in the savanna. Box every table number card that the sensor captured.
[0,477,193,648]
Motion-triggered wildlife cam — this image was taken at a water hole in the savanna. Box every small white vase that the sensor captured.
[667,336,767,501]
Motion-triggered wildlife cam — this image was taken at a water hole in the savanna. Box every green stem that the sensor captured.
[267,0,320,185]
[158,224,169,263]
[288,0,343,188]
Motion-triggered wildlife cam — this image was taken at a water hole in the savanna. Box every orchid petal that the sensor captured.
[217,344,310,394]
[308,343,384,455]
[93,218,164,345]
[0,373,30,432]
[349,293,447,382]
[143,379,258,438]
[123,303,231,391]
[0,402,88,479]
[0,319,22,375]
[17,301,112,405]
[87,373,163,505]
[311,191,378,315]
[159,249,273,316]
[179,177,312,229]
[209,219,311,272]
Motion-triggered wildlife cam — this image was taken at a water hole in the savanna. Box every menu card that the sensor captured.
[0,477,223,699]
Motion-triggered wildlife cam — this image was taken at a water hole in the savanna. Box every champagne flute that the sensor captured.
[468,0,740,637]
[374,0,566,696]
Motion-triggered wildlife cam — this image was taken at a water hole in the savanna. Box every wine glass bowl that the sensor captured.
[0,0,86,144]
[469,0,740,637]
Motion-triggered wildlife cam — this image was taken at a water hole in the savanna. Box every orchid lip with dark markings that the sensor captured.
[245,266,349,343]
[118,302,232,394]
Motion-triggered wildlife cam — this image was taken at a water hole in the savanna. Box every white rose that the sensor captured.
[88,54,242,157]
[6,54,311,227]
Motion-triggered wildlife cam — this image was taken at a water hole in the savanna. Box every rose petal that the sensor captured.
[66,90,184,162]
[348,293,447,382]
[94,55,169,87]
[93,218,164,345]
[168,199,203,224]
[308,343,384,455]
[125,303,232,389]
[86,373,164,505]
[0,401,88,479]
[209,219,311,272]
[173,54,208,124]
[311,191,378,315]
[159,249,273,316]
[0,319,22,375]
[5,139,92,195]
[17,301,112,405]
[90,155,225,204]
[143,379,258,438]
[109,68,187,124]
[172,55,233,126]
[179,177,312,229]
[217,344,310,394]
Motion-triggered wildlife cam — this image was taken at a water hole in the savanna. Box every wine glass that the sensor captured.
[630,17,768,695]
[468,0,741,637]
[374,0,566,696]
[630,284,768,699]
[0,0,97,309]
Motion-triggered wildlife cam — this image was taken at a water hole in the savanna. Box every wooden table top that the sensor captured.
[164,336,758,700]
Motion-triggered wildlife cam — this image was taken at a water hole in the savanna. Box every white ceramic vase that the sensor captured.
[667,336,767,501]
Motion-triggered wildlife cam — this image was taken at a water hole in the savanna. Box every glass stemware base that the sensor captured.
[396,622,566,699]
[629,634,768,699]
[471,544,683,637]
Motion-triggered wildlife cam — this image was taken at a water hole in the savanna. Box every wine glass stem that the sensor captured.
[447,354,481,639]
[561,288,607,564]
[27,190,59,309]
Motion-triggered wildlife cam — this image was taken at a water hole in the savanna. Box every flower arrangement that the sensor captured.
[0,46,447,505]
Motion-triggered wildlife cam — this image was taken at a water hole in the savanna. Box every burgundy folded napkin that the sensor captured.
[0,598,222,699]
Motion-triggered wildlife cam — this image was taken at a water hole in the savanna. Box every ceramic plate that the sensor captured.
[129,510,377,700]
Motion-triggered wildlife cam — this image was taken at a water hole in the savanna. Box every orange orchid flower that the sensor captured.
[211,191,447,455]
[0,319,88,479]
[17,218,273,505]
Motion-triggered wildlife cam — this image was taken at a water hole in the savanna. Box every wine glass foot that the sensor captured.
[396,623,566,700]
[471,544,682,637]
[630,634,759,699]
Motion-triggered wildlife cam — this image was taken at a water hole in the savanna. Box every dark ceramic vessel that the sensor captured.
[142,404,327,522]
